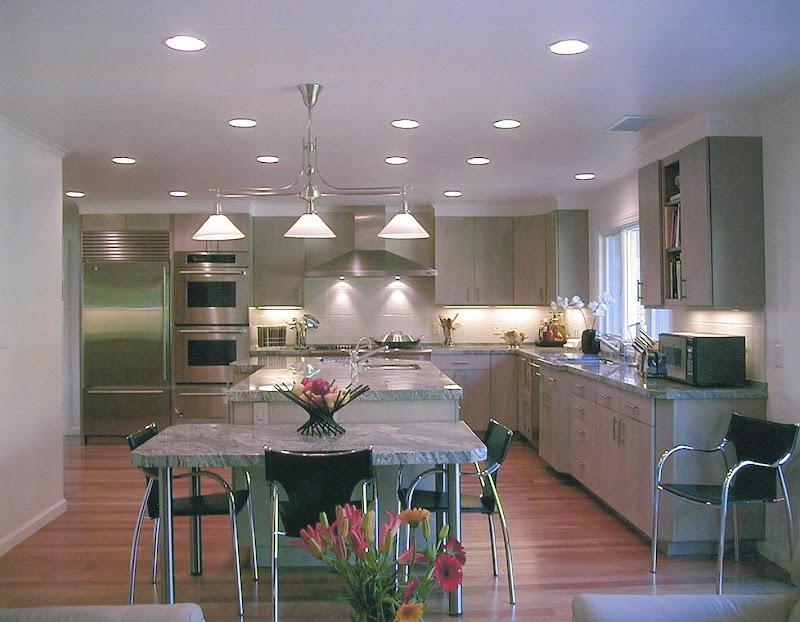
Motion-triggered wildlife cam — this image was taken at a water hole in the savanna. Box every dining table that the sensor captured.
[131,421,487,616]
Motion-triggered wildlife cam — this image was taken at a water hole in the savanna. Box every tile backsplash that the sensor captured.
[249,277,551,348]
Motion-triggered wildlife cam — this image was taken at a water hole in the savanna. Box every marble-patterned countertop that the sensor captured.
[233,343,767,402]
[228,358,463,403]
[131,421,486,468]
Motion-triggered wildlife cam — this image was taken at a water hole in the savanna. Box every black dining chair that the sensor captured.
[126,423,259,617]
[264,447,376,622]
[652,412,800,594]
[399,419,516,604]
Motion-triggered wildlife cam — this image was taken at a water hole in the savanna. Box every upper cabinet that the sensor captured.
[252,217,305,307]
[544,210,589,303]
[435,217,514,305]
[638,136,765,308]
[172,213,252,252]
[81,213,171,231]
[513,215,548,305]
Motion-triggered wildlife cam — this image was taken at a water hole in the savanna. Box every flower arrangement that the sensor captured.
[299,504,466,622]
[582,292,614,329]
[274,377,369,437]
[438,314,459,347]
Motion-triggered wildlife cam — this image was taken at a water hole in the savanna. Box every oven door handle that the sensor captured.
[178,269,247,276]
[178,328,247,334]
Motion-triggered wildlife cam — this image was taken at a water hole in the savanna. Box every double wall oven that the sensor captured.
[173,252,250,423]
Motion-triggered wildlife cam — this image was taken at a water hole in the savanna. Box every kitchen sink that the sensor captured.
[363,363,421,370]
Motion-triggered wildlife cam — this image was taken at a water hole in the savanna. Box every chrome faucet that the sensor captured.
[349,342,389,379]
[598,334,633,365]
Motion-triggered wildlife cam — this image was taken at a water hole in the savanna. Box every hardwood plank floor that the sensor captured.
[0,437,792,620]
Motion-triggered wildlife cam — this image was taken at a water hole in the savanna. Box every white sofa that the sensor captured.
[572,593,800,622]
[0,604,205,622]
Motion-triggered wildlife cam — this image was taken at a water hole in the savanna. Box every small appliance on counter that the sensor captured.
[659,332,746,386]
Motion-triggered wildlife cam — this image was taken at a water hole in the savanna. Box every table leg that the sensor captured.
[158,466,175,604]
[446,463,463,616]
[190,467,203,576]
[435,464,446,538]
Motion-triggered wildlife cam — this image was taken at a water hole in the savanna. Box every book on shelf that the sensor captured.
[669,192,681,203]
[664,204,681,249]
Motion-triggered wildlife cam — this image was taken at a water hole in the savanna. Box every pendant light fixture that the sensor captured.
[378,187,430,239]
[283,198,335,238]
[220,83,404,239]
[192,191,245,241]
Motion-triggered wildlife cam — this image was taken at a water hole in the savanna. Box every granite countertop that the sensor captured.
[228,358,463,403]
[131,421,486,468]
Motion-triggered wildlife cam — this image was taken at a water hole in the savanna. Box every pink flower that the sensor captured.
[333,534,348,560]
[397,548,428,566]
[402,577,419,604]
[444,539,467,565]
[339,504,363,536]
[379,510,401,553]
[349,529,370,559]
[298,523,325,559]
[433,555,463,592]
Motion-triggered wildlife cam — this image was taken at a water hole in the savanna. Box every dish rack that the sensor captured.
[257,325,287,347]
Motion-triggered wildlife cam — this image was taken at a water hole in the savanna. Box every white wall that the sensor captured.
[757,89,800,569]
[0,118,66,556]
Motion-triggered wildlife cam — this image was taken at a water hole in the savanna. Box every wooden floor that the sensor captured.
[0,437,792,621]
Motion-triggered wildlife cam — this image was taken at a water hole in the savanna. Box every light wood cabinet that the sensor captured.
[434,217,514,305]
[517,355,534,440]
[638,136,764,308]
[172,213,252,252]
[513,215,548,305]
[431,353,492,431]
[544,210,589,303]
[252,217,305,307]
[490,353,518,431]
[538,364,569,472]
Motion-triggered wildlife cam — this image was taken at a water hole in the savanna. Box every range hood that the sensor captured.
[305,208,437,277]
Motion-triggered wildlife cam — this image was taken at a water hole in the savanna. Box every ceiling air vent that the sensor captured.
[607,115,661,132]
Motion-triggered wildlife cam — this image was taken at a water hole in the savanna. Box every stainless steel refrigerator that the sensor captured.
[81,232,171,441]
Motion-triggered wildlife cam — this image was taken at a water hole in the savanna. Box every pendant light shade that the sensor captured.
[193,196,245,241]
[378,188,430,239]
[284,200,336,238]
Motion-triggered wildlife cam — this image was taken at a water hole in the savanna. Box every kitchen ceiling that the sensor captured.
[3,0,800,209]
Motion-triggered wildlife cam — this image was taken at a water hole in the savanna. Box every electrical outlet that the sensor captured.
[775,343,784,368]
[493,323,502,335]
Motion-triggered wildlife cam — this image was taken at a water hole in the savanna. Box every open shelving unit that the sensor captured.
[660,158,683,302]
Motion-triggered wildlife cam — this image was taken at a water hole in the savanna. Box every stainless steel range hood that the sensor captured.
[305,208,437,277]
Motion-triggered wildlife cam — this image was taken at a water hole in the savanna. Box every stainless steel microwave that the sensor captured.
[659,333,746,387]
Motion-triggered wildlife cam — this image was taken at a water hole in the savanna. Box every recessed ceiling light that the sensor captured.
[493,119,521,129]
[256,155,280,164]
[391,119,420,129]
[385,156,408,165]
[466,156,491,166]
[443,190,462,198]
[65,191,85,198]
[164,35,206,52]
[229,118,257,128]
[169,190,189,197]
[111,156,136,165]
[549,39,590,55]
[574,173,597,181]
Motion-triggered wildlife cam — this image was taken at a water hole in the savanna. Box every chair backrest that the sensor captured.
[480,419,514,512]
[126,423,160,518]
[264,447,374,537]
[725,413,800,499]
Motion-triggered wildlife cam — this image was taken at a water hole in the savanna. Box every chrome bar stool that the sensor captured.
[652,413,799,594]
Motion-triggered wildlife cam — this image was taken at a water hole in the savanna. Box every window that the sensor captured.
[601,225,670,338]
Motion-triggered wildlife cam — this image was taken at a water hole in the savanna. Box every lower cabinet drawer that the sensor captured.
[172,385,230,423]
[431,353,491,370]
[570,413,595,488]
[570,376,596,401]
[594,385,621,411]
[619,392,654,426]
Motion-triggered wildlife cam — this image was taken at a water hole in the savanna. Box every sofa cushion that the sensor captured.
[572,593,800,622]
[0,604,205,622]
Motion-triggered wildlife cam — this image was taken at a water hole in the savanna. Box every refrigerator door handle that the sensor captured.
[163,265,169,382]
[86,389,167,395]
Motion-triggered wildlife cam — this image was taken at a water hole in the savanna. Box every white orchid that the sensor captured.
[583,292,615,327]
[551,295,584,310]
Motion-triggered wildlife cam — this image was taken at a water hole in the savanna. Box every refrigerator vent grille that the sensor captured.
[82,231,170,261]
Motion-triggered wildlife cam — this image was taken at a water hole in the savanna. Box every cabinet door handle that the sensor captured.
[547,376,555,382]
[575,426,585,435]
[598,392,610,400]
[451,361,469,366]
[612,417,618,441]
[575,406,585,414]
[624,402,639,411]
[575,383,585,389]
[575,459,585,467]
[636,280,642,302]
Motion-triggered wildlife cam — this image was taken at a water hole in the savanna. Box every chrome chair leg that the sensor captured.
[271,485,280,622]
[244,470,259,582]
[496,505,516,604]
[779,466,796,554]
[717,487,731,595]
[129,479,152,605]
[228,493,244,618]
[651,485,661,573]
[732,505,740,563]
[151,517,160,584]
[487,514,498,576]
